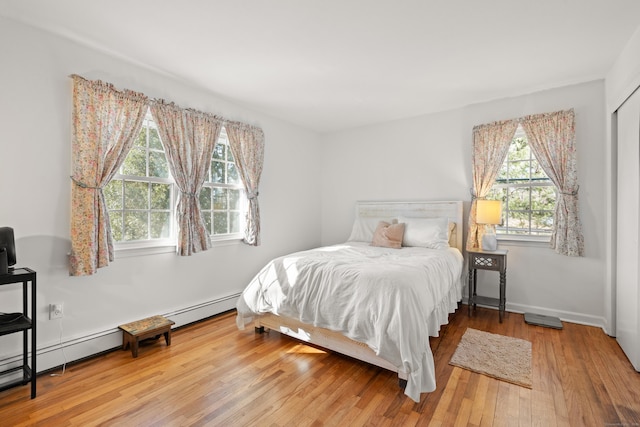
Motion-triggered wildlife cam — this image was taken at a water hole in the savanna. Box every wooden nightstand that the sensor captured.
[468,249,508,322]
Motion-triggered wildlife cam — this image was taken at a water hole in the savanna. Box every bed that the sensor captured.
[235,200,465,402]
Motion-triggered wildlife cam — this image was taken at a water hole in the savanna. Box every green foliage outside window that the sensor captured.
[104,113,173,243]
[201,129,243,236]
[486,128,556,236]
[104,114,245,245]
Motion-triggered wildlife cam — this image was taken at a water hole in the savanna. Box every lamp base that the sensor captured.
[481,233,497,251]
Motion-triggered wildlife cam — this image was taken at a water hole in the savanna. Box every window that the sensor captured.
[104,111,245,248]
[104,111,174,246]
[199,128,245,240]
[486,125,556,238]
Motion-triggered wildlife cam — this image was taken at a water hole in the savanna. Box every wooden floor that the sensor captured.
[1,306,639,426]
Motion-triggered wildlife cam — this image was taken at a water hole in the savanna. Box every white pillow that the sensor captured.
[348,217,396,242]
[398,216,449,249]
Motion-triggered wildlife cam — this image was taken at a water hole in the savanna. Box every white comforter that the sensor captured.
[235,242,464,402]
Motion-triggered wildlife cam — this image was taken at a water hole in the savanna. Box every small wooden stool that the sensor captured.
[119,315,175,358]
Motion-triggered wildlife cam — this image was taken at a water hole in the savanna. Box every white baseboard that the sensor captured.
[2,294,607,378]
[505,301,606,329]
[462,297,606,330]
[0,293,240,376]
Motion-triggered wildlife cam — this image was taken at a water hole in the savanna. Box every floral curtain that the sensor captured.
[226,121,265,246]
[69,75,148,276]
[521,109,584,256]
[150,101,222,255]
[466,119,519,250]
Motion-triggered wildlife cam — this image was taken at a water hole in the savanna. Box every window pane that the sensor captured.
[229,189,240,210]
[150,212,171,239]
[508,137,529,161]
[531,210,553,234]
[151,183,171,210]
[213,143,225,160]
[104,180,123,210]
[230,212,240,233]
[110,111,178,246]
[109,211,123,242]
[227,163,239,184]
[203,211,212,234]
[124,181,149,210]
[490,125,556,238]
[148,127,162,150]
[213,212,228,234]
[122,147,147,176]
[199,187,211,210]
[124,211,148,241]
[201,132,246,239]
[214,188,227,210]
[531,186,556,211]
[508,160,530,181]
[506,210,530,235]
[507,187,530,212]
[211,160,225,183]
[149,151,169,178]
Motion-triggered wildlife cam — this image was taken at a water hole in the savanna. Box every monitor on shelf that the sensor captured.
[0,227,16,273]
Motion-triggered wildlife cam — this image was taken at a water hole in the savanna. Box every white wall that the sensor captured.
[320,80,607,328]
[607,26,640,110]
[0,17,322,372]
[605,25,640,336]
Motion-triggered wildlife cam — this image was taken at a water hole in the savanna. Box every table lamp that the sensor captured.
[476,199,502,251]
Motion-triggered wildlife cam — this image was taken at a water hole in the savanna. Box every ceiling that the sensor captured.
[2,0,640,133]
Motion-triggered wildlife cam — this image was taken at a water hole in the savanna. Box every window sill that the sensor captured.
[210,237,244,247]
[114,243,176,259]
[496,235,550,248]
[114,236,244,258]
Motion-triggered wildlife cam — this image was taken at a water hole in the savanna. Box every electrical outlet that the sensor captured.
[50,303,64,320]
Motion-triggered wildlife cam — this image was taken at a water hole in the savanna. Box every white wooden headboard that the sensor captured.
[355,200,464,252]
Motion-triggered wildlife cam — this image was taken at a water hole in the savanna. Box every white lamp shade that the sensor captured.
[476,200,502,225]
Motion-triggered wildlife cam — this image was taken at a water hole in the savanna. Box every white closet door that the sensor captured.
[616,86,640,371]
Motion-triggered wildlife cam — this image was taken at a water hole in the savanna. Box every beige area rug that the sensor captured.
[449,328,532,388]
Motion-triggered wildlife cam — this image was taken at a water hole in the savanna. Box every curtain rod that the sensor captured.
[69,74,261,130]
[473,108,574,131]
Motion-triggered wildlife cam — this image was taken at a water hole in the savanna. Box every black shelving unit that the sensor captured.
[0,267,36,398]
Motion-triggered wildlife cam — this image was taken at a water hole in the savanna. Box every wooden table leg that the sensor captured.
[499,270,506,323]
[132,338,139,358]
[468,268,477,316]
[468,267,473,316]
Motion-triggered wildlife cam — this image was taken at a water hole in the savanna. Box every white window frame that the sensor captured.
[490,125,556,243]
[106,113,246,257]
[201,127,246,243]
[107,110,176,254]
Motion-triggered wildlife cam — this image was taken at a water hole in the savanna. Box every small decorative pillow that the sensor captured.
[398,216,449,249]
[371,221,405,249]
